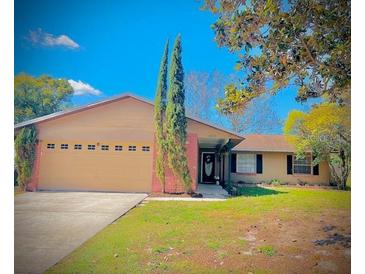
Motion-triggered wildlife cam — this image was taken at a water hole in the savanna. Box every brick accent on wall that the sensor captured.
[26,142,41,191]
[152,133,198,193]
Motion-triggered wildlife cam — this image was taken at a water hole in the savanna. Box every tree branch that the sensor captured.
[300,37,317,65]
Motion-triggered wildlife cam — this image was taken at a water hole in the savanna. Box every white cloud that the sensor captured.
[28,28,80,49]
[68,80,102,96]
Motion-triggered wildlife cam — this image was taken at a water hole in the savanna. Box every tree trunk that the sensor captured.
[339,149,349,190]
[329,150,350,190]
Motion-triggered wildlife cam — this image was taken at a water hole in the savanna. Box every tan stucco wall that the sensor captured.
[231,151,330,185]
[35,96,239,192]
[188,119,239,139]
[37,97,238,141]
[37,98,155,192]
[37,98,155,142]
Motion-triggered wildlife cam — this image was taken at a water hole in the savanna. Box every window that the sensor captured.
[74,144,82,150]
[60,144,68,150]
[88,144,95,150]
[47,144,55,149]
[115,145,123,151]
[293,154,312,174]
[128,145,136,151]
[101,145,109,151]
[142,146,150,152]
[236,153,256,173]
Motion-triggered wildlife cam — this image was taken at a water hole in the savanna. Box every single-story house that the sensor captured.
[14,93,330,193]
[231,134,330,185]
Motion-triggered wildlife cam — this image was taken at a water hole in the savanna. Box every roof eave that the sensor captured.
[232,148,311,153]
[233,150,295,153]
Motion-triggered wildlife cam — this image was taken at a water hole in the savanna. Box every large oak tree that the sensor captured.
[203,0,350,113]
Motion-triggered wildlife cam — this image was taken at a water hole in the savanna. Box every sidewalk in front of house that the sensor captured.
[146,183,229,201]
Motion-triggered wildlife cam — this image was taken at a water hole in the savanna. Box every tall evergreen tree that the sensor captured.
[165,35,192,192]
[154,41,169,192]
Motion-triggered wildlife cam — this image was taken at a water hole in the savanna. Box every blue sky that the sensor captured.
[15,0,314,131]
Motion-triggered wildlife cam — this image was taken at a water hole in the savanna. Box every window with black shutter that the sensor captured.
[231,153,236,173]
[293,154,312,174]
[256,154,263,174]
[313,155,319,175]
[287,155,293,174]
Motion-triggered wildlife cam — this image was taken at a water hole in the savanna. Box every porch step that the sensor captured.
[196,184,229,199]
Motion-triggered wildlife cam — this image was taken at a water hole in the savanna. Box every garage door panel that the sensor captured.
[38,142,152,192]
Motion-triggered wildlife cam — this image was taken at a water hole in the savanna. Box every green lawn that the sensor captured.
[47,187,351,274]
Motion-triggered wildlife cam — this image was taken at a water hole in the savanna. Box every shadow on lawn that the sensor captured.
[314,226,351,248]
[233,186,288,197]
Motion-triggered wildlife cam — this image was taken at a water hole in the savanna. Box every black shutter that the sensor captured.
[287,155,293,174]
[313,155,319,175]
[256,154,263,174]
[231,153,236,173]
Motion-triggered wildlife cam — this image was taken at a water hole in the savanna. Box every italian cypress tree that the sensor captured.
[154,40,169,192]
[165,35,192,192]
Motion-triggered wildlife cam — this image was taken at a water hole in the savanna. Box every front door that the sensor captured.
[202,153,215,183]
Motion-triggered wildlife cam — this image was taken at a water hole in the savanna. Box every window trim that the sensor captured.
[293,153,312,175]
[236,153,256,174]
[141,146,150,152]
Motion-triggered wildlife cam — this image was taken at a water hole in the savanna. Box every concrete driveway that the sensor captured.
[15,191,147,274]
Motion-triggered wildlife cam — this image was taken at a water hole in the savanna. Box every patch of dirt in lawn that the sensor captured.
[146,208,350,273]
[243,209,351,274]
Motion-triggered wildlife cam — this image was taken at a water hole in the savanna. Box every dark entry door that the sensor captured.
[202,153,215,183]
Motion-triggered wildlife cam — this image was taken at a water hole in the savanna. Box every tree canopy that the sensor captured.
[203,0,351,114]
[284,103,350,189]
[14,73,74,124]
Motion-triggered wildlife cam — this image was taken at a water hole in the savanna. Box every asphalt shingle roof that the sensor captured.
[233,134,295,152]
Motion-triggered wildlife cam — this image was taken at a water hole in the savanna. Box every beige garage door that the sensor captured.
[38,141,153,192]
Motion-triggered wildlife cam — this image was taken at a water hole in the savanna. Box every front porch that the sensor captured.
[151,132,242,194]
[197,137,241,190]
[196,183,229,199]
